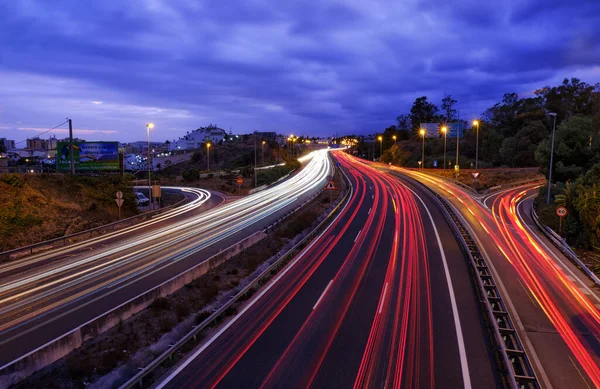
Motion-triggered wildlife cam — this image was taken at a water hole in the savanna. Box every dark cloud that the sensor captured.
[0,0,599,142]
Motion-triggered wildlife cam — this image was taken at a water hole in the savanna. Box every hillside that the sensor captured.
[0,173,138,251]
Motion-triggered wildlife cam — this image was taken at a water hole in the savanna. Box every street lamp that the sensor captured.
[441,126,448,175]
[377,136,383,159]
[547,112,557,204]
[473,120,480,171]
[419,128,426,169]
[262,140,266,166]
[146,122,154,208]
[393,135,397,145]
[206,142,211,171]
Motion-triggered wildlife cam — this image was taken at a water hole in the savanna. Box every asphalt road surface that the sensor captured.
[0,150,332,371]
[157,151,500,389]
[393,167,600,389]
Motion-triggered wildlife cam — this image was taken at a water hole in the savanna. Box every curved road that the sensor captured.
[0,151,331,374]
[157,151,500,389]
[394,168,600,389]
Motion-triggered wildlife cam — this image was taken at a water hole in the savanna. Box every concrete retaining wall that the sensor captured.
[0,231,267,388]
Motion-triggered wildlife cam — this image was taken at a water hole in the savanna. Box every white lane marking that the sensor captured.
[354,229,362,243]
[579,287,592,296]
[406,186,472,389]
[372,194,374,200]
[378,282,389,314]
[155,167,354,389]
[313,280,334,310]
[368,207,371,215]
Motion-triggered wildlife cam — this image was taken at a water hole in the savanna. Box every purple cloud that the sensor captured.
[0,0,599,143]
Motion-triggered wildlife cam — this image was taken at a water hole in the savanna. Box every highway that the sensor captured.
[392,168,600,389]
[0,150,332,373]
[157,151,500,389]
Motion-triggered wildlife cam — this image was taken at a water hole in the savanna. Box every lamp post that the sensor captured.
[473,120,480,171]
[419,128,426,169]
[547,112,557,204]
[455,123,460,179]
[377,136,383,159]
[206,142,211,171]
[441,126,448,175]
[393,135,397,145]
[254,131,257,188]
[146,123,154,208]
[262,140,266,166]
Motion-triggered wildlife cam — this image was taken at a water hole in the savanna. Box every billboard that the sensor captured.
[56,141,119,171]
[448,122,465,138]
[420,123,440,138]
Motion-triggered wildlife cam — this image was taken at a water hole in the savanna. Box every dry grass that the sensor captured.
[0,173,138,251]
[419,167,544,191]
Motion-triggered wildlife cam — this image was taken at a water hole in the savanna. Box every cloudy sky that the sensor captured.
[1,0,599,144]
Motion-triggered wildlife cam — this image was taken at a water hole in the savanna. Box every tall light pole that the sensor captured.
[146,123,154,208]
[441,126,448,175]
[206,142,211,171]
[547,112,557,204]
[377,136,383,159]
[261,140,266,166]
[254,131,258,188]
[455,123,460,179]
[393,135,397,145]
[473,120,480,171]
[419,128,426,169]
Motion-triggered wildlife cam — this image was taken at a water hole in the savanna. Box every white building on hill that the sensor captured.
[169,125,227,151]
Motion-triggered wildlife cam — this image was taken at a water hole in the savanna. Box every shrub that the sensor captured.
[150,297,170,315]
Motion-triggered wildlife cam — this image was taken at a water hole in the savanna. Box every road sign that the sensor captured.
[433,160,438,168]
[336,161,341,167]
[115,198,124,207]
[556,206,568,217]
[116,191,123,199]
[471,172,480,179]
[152,185,161,198]
[236,176,244,185]
[325,180,336,190]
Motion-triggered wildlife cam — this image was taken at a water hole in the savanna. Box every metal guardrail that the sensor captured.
[120,159,349,389]
[531,207,600,287]
[422,186,539,389]
[0,196,188,261]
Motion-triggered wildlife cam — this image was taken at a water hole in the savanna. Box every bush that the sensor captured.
[150,297,170,315]
[175,302,191,320]
[195,311,211,324]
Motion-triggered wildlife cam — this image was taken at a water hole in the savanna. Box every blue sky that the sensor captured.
[1,0,599,143]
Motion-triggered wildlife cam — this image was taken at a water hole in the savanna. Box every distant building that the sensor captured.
[46,135,58,150]
[169,125,227,151]
[0,138,16,150]
[26,137,47,150]
[256,131,277,140]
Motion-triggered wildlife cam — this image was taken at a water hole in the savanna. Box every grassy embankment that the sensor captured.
[416,167,544,191]
[0,173,140,251]
[15,172,344,389]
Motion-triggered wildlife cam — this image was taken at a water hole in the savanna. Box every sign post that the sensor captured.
[471,171,480,188]
[236,176,244,195]
[556,206,568,236]
[325,179,336,201]
[115,191,124,220]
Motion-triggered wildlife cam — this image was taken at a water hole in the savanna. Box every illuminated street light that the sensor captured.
[473,120,480,172]
[378,135,383,159]
[146,123,154,209]
[206,142,211,171]
[419,128,426,169]
[392,135,397,145]
[441,126,448,175]
[262,140,266,166]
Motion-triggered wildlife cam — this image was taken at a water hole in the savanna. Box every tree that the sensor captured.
[381,144,411,166]
[441,94,458,124]
[191,151,203,163]
[536,78,599,122]
[535,116,600,182]
[409,96,439,135]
